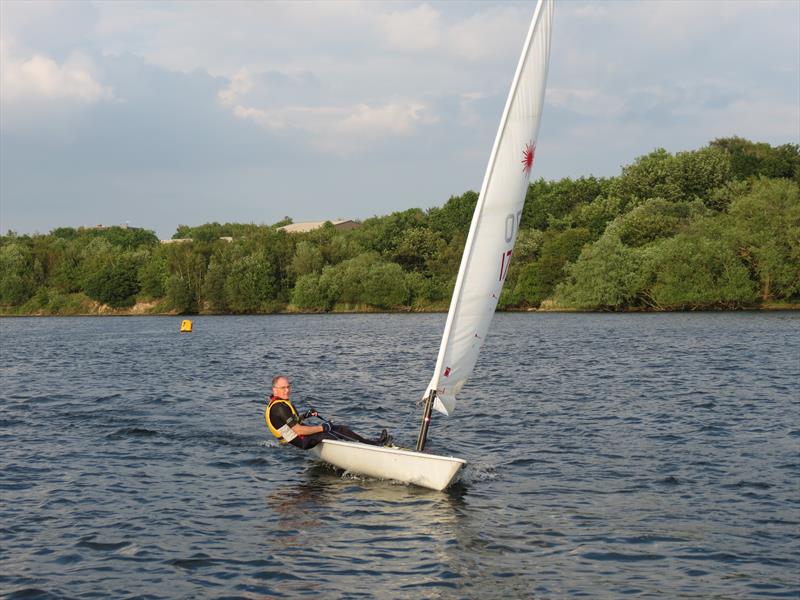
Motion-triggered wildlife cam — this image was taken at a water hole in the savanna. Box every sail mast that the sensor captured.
[415,390,436,452]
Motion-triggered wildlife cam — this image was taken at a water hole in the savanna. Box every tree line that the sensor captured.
[1,137,798,315]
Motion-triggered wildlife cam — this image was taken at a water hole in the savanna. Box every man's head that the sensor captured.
[272,375,291,400]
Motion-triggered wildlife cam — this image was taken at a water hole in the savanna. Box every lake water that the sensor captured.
[1,312,798,598]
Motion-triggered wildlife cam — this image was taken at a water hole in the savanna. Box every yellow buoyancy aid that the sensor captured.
[266,397,300,444]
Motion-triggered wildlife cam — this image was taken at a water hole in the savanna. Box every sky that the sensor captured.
[1,0,798,240]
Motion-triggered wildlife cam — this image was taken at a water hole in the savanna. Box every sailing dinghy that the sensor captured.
[310,0,554,491]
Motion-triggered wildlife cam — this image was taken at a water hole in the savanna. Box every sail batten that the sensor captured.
[424,0,554,416]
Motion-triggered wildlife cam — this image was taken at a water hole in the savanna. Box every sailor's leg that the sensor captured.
[331,425,385,445]
[292,432,327,449]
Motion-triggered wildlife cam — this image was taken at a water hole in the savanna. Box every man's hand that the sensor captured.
[321,422,332,433]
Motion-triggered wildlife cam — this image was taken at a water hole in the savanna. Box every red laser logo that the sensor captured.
[522,141,536,177]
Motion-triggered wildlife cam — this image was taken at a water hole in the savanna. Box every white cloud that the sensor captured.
[693,98,800,142]
[378,4,442,52]
[570,4,607,20]
[446,5,530,62]
[458,92,489,126]
[0,39,114,104]
[224,94,437,154]
[547,87,626,118]
[336,102,435,136]
[564,0,753,47]
[217,69,253,107]
[621,0,754,47]
[216,62,438,154]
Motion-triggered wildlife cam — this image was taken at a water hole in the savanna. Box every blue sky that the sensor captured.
[1,0,798,239]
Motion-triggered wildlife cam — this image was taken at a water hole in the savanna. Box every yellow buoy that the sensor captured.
[180,319,193,333]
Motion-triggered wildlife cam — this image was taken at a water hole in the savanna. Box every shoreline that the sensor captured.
[2,303,798,317]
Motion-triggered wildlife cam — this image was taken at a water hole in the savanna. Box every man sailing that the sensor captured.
[266,375,391,449]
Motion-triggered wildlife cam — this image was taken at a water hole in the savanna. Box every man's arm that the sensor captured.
[291,423,326,436]
[284,409,326,436]
[271,403,324,440]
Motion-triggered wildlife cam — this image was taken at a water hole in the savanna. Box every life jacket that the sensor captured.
[266,396,300,444]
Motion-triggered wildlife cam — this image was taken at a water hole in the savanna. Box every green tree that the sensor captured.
[514,229,545,263]
[317,253,377,305]
[608,148,681,208]
[512,228,592,306]
[355,209,428,255]
[300,226,362,266]
[0,243,38,305]
[312,266,342,310]
[393,228,445,272]
[187,222,227,243]
[291,273,327,310]
[203,252,232,311]
[648,233,757,309]
[706,180,751,212]
[79,238,114,296]
[428,231,466,279]
[571,195,626,238]
[614,199,706,247]
[138,248,167,298]
[224,251,277,313]
[50,239,83,293]
[522,176,610,230]
[162,242,206,309]
[428,191,478,240]
[84,252,141,307]
[90,226,159,249]
[555,235,653,310]
[272,216,293,228]
[728,178,800,301]
[711,137,800,182]
[291,241,324,277]
[238,228,295,302]
[607,146,732,208]
[510,259,555,307]
[672,147,732,205]
[406,272,451,307]
[51,227,78,240]
[325,234,363,265]
[363,262,409,308]
[166,274,197,313]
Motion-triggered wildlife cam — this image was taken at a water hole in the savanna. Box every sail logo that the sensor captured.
[522,141,536,177]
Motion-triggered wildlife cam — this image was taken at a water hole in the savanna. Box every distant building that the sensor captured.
[159,236,234,244]
[279,219,359,234]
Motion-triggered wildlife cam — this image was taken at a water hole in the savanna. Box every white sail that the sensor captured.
[425,0,554,416]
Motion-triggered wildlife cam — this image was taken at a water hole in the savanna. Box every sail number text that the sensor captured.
[499,211,522,281]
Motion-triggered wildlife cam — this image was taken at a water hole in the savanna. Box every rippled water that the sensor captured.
[1,313,798,598]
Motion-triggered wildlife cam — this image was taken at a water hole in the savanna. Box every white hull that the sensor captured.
[309,440,466,491]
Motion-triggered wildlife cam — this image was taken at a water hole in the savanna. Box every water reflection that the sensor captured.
[260,464,472,595]
[273,460,469,536]
[265,475,335,549]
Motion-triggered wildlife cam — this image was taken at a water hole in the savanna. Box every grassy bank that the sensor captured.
[3,295,797,317]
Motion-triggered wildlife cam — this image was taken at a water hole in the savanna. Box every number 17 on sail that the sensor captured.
[499,249,513,281]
